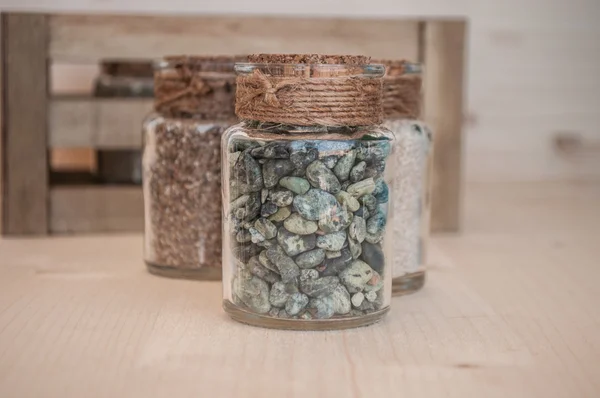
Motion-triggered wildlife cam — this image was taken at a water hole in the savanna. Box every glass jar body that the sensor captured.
[143,113,229,280]
[222,121,395,330]
[384,119,432,295]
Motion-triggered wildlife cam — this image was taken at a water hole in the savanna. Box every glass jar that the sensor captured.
[143,56,240,279]
[222,55,395,330]
[377,60,433,295]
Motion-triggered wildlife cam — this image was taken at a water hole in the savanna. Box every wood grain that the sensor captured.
[421,21,466,233]
[0,181,599,397]
[1,14,49,235]
[49,185,143,233]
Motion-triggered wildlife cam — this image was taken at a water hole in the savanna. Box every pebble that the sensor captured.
[234,271,271,314]
[349,161,366,183]
[263,160,295,188]
[335,191,360,212]
[329,285,351,314]
[354,206,370,219]
[373,178,389,203]
[277,227,316,256]
[261,201,279,217]
[268,206,291,222]
[254,218,278,240]
[356,141,391,163]
[248,228,265,244]
[244,192,261,221]
[270,190,294,207]
[293,189,338,221]
[261,188,269,203]
[259,250,279,274]
[306,161,341,194]
[285,293,309,315]
[290,146,319,170]
[309,297,335,319]
[333,150,356,182]
[233,243,261,261]
[279,176,310,195]
[251,143,290,159]
[247,256,280,284]
[283,213,318,235]
[236,230,252,243]
[295,248,326,269]
[339,260,374,293]
[316,230,347,251]
[363,271,384,293]
[321,155,339,169]
[360,241,384,273]
[325,250,342,259]
[348,216,367,243]
[300,268,319,281]
[320,249,352,276]
[266,245,300,283]
[230,194,250,210]
[360,194,378,213]
[348,236,362,259]
[365,291,377,302]
[347,178,376,197]
[300,276,340,297]
[351,292,365,307]
[365,232,383,244]
[233,151,263,193]
[318,205,352,233]
[366,210,387,235]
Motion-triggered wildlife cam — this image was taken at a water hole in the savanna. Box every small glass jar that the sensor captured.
[222,55,395,330]
[377,61,432,295]
[142,56,240,279]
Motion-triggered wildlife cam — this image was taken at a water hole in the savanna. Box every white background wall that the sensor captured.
[3,0,600,182]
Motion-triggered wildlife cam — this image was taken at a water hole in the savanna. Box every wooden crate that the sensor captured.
[1,12,466,235]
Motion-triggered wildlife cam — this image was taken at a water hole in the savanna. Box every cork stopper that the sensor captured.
[373,59,422,120]
[247,54,370,65]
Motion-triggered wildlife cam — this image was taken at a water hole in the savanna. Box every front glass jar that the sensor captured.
[143,56,240,280]
[222,58,395,330]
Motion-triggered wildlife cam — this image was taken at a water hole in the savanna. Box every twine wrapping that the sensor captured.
[235,68,383,127]
[376,60,423,120]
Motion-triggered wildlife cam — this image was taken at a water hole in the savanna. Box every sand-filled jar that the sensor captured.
[222,54,395,330]
[142,56,242,279]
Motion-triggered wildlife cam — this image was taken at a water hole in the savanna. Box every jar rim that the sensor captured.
[234,63,386,78]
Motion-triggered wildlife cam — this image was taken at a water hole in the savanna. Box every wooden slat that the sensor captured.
[50,185,143,233]
[1,13,49,235]
[49,15,420,62]
[50,98,152,148]
[421,20,466,233]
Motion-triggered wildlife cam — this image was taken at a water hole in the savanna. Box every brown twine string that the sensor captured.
[376,60,423,119]
[235,69,383,127]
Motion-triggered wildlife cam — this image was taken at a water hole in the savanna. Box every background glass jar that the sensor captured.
[222,61,394,330]
[143,56,240,280]
[377,61,433,295]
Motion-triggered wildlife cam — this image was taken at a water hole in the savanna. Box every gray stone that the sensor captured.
[316,231,347,251]
[234,208,246,220]
[365,232,383,244]
[266,246,300,283]
[261,188,269,204]
[300,276,340,297]
[329,285,351,315]
[261,201,278,217]
[306,161,341,194]
[365,291,377,302]
[293,189,338,221]
[279,177,310,195]
[233,271,271,314]
[285,293,309,315]
[348,236,362,259]
[247,256,280,284]
[233,243,261,262]
[354,206,370,219]
[360,194,378,213]
[236,229,252,243]
[321,155,339,169]
[254,218,277,240]
[335,191,360,212]
[348,216,367,243]
[360,242,384,273]
[373,178,389,203]
[268,206,292,222]
[277,227,316,256]
[262,159,295,188]
[283,213,318,235]
[308,297,335,319]
[367,209,387,235]
[256,238,277,249]
[347,178,376,197]
[248,227,265,244]
[339,260,374,293]
[243,192,261,221]
[300,269,319,281]
[295,248,326,269]
[259,250,279,274]
[333,150,356,182]
[325,250,342,259]
[356,141,391,162]
[351,292,365,307]
[318,205,352,233]
[230,194,250,210]
[270,190,294,207]
[349,161,366,183]
[320,249,352,277]
[363,270,384,293]
[290,147,318,170]
[233,151,263,193]
[229,151,241,169]
[251,143,290,159]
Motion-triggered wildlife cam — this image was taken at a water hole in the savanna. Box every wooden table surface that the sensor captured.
[0,181,599,398]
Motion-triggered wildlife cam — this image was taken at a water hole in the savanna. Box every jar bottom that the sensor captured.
[223,300,389,331]
[392,271,426,296]
[145,261,222,281]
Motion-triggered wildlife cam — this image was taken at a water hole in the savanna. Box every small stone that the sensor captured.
[278,309,293,318]
[348,236,362,259]
[299,312,313,320]
[347,178,376,197]
[351,292,365,307]
[363,271,384,293]
[325,250,342,259]
[279,176,310,195]
[308,297,335,319]
[295,248,326,269]
[341,181,351,191]
[269,307,281,317]
[316,231,347,251]
[333,150,356,182]
[365,291,377,302]
[360,194,378,213]
[300,268,319,281]
[266,246,300,283]
[320,249,352,276]
[306,161,341,194]
[247,256,280,284]
[373,178,389,203]
[318,206,352,233]
[363,167,380,179]
[365,232,383,244]
[256,238,277,249]
[354,206,370,219]
[261,201,278,217]
[248,227,265,244]
[283,213,318,235]
[349,161,366,183]
[277,227,316,256]
[251,143,290,159]
[293,189,338,221]
[321,155,339,169]
[336,191,360,212]
[236,229,252,243]
[268,206,292,222]
[233,243,261,262]
[270,190,294,207]
[254,218,277,240]
[259,250,279,274]
[290,147,318,170]
[360,242,384,273]
[339,260,374,293]
[263,160,295,188]
[329,285,351,315]
[243,192,261,221]
[229,151,241,168]
[348,216,367,243]
[234,208,246,220]
[231,194,250,210]
[366,210,387,235]
[300,276,340,297]
[233,271,271,314]
[261,188,269,204]
[356,141,391,163]
[233,151,263,193]
[285,293,309,315]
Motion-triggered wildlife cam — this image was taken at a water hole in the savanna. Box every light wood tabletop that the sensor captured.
[0,181,599,398]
